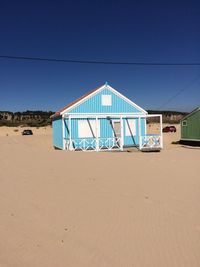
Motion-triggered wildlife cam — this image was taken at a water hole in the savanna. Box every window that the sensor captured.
[78,120,100,138]
[125,119,136,136]
[102,95,112,106]
[182,120,187,126]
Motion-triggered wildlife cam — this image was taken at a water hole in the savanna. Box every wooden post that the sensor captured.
[68,116,73,151]
[120,116,124,151]
[96,117,99,151]
[160,115,163,148]
[62,116,66,150]
[138,117,141,150]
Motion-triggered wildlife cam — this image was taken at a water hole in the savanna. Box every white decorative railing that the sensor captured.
[70,138,96,151]
[65,135,162,151]
[65,137,121,151]
[140,135,162,149]
[99,137,121,151]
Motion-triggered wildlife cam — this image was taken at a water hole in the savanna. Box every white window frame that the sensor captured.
[78,119,100,138]
[125,119,136,136]
[101,95,112,106]
[182,120,187,126]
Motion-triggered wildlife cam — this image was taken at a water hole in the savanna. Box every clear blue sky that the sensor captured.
[0,0,200,112]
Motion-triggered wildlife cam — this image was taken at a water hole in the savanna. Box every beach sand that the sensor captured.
[0,124,200,267]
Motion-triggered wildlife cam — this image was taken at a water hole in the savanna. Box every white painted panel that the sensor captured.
[125,119,136,136]
[78,120,100,138]
[101,95,112,106]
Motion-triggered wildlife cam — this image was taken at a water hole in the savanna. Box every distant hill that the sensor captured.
[0,110,54,127]
[147,110,188,123]
[0,110,188,127]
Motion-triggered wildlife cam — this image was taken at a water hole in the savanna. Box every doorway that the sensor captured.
[112,120,121,147]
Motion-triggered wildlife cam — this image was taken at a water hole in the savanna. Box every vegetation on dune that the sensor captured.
[147,110,188,124]
[0,110,188,127]
[0,110,54,127]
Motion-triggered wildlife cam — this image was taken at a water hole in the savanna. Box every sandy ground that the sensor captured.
[0,126,52,137]
[0,124,200,267]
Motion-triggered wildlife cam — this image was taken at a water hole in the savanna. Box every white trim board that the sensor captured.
[181,138,200,142]
[61,84,147,115]
[63,113,161,118]
[107,85,147,114]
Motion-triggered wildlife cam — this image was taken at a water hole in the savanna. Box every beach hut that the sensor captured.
[180,107,200,143]
[51,83,163,151]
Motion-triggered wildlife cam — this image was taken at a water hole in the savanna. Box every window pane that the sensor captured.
[78,120,100,138]
[102,95,112,106]
[125,119,136,136]
[182,120,187,126]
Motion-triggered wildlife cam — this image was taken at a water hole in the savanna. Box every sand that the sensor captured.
[0,124,200,267]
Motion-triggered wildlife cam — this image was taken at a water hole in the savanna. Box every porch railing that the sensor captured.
[65,137,121,151]
[65,135,162,151]
[99,137,121,151]
[140,134,162,150]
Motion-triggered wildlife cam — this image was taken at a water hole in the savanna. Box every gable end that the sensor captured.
[60,84,147,115]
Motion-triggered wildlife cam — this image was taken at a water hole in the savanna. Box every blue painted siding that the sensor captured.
[124,118,138,146]
[100,118,113,138]
[141,118,146,139]
[68,89,144,114]
[123,118,146,146]
[52,117,63,149]
[64,118,69,140]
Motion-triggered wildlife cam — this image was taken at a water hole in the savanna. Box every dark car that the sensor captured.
[162,126,176,133]
[22,129,33,135]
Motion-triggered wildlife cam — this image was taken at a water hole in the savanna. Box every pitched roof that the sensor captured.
[51,85,102,118]
[181,107,200,121]
[51,83,147,118]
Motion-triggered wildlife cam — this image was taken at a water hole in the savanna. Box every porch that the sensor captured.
[62,114,163,152]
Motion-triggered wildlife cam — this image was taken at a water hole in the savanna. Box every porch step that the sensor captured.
[140,147,161,152]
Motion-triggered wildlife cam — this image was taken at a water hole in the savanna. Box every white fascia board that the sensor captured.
[181,138,200,142]
[145,114,162,117]
[63,113,160,118]
[64,113,143,118]
[107,85,147,114]
[61,84,148,115]
[60,84,106,115]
